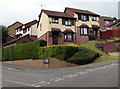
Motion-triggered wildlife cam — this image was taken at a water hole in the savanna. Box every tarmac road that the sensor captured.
[2,60,119,87]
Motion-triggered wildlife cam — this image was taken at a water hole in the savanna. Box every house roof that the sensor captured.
[108,19,120,27]
[100,16,114,21]
[17,20,38,29]
[3,35,33,46]
[64,7,100,16]
[7,21,23,28]
[39,9,76,19]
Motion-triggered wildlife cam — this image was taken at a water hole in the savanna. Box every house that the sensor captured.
[99,19,120,39]
[37,7,100,45]
[99,16,116,30]
[64,7,100,43]
[108,19,120,30]
[3,35,33,48]
[16,20,38,40]
[7,21,23,41]
[37,9,76,45]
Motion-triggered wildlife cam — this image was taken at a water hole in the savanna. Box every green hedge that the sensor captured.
[2,41,99,65]
[113,40,120,43]
[38,45,79,61]
[67,47,100,65]
[89,33,96,40]
[2,41,41,61]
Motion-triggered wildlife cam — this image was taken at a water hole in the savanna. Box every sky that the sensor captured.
[0,0,119,27]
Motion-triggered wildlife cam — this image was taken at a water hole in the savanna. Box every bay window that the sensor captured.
[64,33,73,41]
[80,28,88,35]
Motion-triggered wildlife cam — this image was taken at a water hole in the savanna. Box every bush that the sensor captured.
[2,41,40,61]
[38,45,79,61]
[89,33,96,40]
[67,47,99,65]
[39,40,47,46]
[113,40,120,43]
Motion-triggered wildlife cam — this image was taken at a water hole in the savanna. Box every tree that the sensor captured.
[0,25,8,43]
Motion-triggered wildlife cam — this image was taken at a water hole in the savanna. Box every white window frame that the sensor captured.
[80,28,88,35]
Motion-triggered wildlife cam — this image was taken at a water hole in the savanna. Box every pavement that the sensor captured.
[2,60,119,87]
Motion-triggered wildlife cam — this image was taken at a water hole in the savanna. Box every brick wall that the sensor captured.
[100,30,120,39]
[4,58,77,68]
[96,42,120,53]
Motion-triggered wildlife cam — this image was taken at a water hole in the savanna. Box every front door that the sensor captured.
[53,36,58,45]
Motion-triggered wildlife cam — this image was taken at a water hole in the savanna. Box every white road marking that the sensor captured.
[62,74,73,78]
[32,81,46,86]
[52,78,65,82]
[7,68,21,71]
[66,74,77,78]
[49,77,61,81]
[6,79,33,87]
[35,82,50,87]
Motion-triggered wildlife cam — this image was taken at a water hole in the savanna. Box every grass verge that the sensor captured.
[80,41,119,63]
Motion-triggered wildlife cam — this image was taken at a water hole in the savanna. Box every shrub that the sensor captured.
[89,33,96,40]
[67,47,99,65]
[39,40,47,46]
[38,45,79,61]
[2,41,40,61]
[113,39,120,43]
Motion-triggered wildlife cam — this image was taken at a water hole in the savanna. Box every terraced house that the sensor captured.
[16,20,38,40]
[37,7,100,45]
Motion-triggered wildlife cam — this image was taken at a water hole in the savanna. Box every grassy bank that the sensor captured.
[80,41,118,63]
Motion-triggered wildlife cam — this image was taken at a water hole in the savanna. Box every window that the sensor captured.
[23,29,27,33]
[80,28,88,35]
[65,20,71,25]
[78,14,89,21]
[105,20,109,25]
[52,17,58,23]
[64,33,73,41]
[62,19,74,26]
[92,16,97,21]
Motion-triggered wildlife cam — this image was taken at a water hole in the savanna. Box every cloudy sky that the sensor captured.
[0,0,119,26]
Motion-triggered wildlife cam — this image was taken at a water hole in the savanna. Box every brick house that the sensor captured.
[16,20,38,40]
[7,21,23,41]
[37,7,100,45]
[108,19,120,30]
[99,16,116,30]
[3,35,33,48]
[99,19,120,39]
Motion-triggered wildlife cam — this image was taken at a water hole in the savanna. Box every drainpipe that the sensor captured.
[75,19,77,44]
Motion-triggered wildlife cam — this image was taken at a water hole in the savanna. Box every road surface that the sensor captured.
[2,61,119,87]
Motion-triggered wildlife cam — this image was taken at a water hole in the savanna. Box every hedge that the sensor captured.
[38,45,79,61]
[67,47,100,65]
[2,41,41,61]
[2,41,99,65]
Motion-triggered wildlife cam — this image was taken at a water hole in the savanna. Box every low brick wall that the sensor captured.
[4,58,77,68]
[96,42,120,53]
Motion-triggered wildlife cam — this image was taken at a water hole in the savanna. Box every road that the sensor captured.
[2,60,119,87]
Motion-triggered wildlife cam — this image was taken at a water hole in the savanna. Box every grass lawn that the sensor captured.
[80,41,108,56]
[80,41,119,63]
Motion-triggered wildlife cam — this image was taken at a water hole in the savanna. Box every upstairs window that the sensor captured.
[52,17,59,23]
[92,16,97,21]
[80,28,88,35]
[105,20,109,25]
[65,20,71,25]
[62,19,74,26]
[78,14,89,21]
